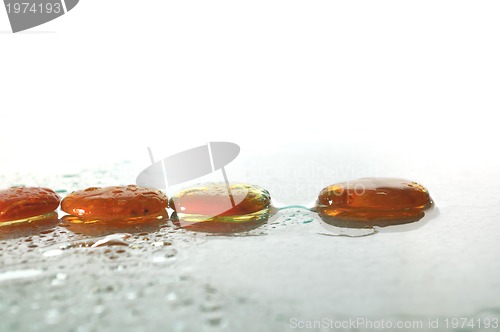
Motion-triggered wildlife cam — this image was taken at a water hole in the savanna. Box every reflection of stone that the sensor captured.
[171,209,270,234]
[316,178,433,227]
[60,211,168,237]
[318,209,426,228]
[0,212,59,240]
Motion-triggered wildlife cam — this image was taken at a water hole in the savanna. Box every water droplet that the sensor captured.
[91,233,131,248]
[0,269,43,282]
[43,249,63,257]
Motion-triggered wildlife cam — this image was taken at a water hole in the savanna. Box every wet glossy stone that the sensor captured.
[170,183,272,232]
[317,178,432,226]
[61,185,168,222]
[170,183,271,217]
[0,187,60,223]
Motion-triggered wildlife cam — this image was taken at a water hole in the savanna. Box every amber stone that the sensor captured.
[0,187,60,223]
[170,183,271,232]
[61,185,168,221]
[170,183,271,217]
[317,178,432,226]
[0,213,59,239]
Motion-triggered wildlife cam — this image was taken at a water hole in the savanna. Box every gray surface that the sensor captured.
[1,145,499,332]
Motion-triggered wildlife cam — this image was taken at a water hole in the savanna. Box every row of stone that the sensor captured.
[0,178,433,227]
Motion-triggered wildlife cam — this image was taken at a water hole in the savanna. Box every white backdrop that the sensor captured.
[2,2,500,327]
[1,0,499,174]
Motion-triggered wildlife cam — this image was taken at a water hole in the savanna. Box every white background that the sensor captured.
[2,1,500,323]
[1,0,499,176]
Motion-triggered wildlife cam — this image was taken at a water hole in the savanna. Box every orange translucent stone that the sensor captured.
[0,187,60,223]
[169,183,271,217]
[170,183,272,233]
[61,185,168,221]
[317,178,432,226]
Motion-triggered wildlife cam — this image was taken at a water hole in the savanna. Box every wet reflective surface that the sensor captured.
[0,155,499,332]
[0,212,60,240]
